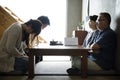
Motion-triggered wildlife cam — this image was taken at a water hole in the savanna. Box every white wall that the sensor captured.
[0,0,67,42]
[66,0,82,37]
[82,0,116,30]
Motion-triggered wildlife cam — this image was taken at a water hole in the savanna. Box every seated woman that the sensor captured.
[0,19,42,73]
[67,15,99,74]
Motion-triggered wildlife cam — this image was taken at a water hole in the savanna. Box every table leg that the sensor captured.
[28,53,34,79]
[81,52,88,78]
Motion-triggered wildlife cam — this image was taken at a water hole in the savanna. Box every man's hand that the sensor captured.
[90,43,100,54]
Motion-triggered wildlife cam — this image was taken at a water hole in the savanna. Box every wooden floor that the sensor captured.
[0,60,120,80]
[1,76,120,80]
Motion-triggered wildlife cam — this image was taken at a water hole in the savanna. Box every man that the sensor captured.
[36,16,50,63]
[90,12,117,70]
[67,12,117,75]
[37,16,50,29]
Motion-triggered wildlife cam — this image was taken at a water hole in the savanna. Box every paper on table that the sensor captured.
[64,37,78,46]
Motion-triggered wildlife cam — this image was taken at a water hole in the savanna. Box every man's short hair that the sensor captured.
[89,15,98,22]
[37,16,50,25]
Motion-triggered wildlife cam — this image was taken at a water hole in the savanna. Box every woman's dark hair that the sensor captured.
[89,15,98,22]
[23,19,42,46]
[100,12,111,25]
[37,16,50,25]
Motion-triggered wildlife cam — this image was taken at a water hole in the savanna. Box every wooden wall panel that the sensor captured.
[0,6,23,39]
[0,6,46,46]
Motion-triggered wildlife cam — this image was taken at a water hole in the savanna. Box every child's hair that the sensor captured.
[89,15,98,22]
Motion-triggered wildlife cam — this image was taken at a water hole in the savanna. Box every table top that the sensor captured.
[29,43,90,50]
[28,43,91,57]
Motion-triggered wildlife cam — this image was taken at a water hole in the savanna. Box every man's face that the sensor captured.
[96,15,109,31]
[42,24,48,29]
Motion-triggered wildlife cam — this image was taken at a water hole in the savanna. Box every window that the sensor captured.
[1,0,67,42]
[1,0,70,61]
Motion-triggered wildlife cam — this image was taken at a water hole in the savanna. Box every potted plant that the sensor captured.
[76,21,84,30]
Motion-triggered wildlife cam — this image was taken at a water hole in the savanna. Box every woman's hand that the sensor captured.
[17,53,28,58]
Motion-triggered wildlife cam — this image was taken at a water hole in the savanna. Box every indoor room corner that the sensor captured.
[1,0,120,80]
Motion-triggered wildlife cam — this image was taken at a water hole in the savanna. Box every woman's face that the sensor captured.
[25,25,34,34]
[89,20,97,30]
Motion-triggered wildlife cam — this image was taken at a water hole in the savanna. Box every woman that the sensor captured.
[0,19,42,73]
[82,15,98,47]
[67,15,99,75]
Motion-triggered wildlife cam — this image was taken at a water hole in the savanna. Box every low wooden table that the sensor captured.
[27,44,90,79]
